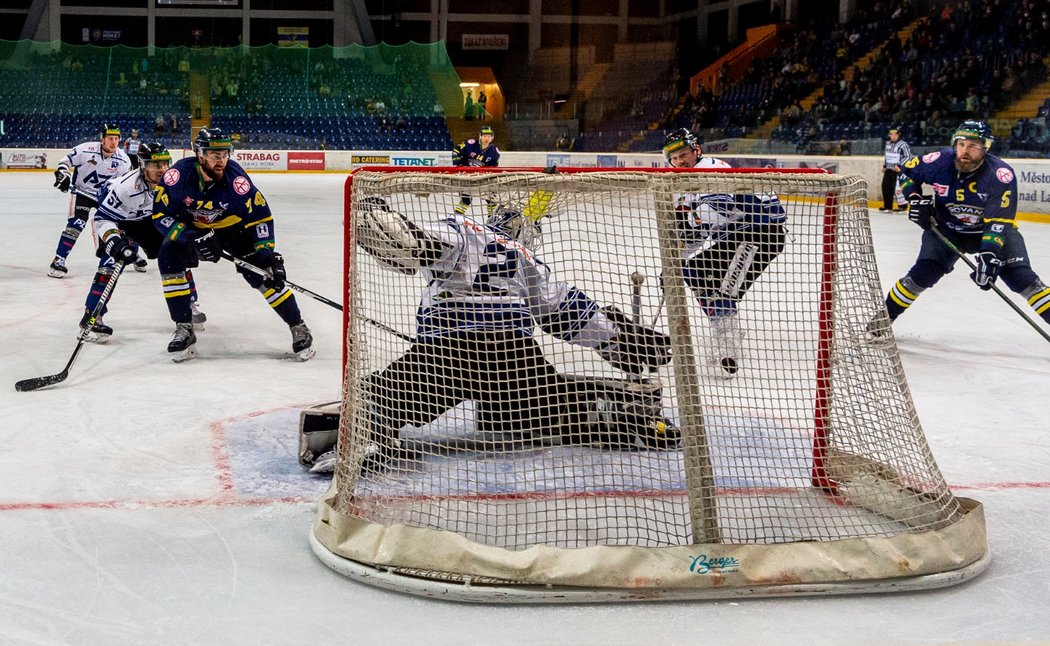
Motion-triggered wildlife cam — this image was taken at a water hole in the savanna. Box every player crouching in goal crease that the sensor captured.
[152,128,314,362]
[663,128,787,376]
[304,198,677,473]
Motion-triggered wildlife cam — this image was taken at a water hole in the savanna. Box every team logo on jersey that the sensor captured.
[922,151,941,163]
[164,168,181,185]
[233,176,251,195]
[996,168,1014,184]
[932,183,949,196]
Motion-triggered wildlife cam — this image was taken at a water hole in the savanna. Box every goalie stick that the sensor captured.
[928,220,1050,344]
[221,252,414,343]
[15,260,127,392]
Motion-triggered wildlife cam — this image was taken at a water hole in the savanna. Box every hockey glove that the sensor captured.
[53,168,71,193]
[906,196,934,229]
[971,251,1002,290]
[102,235,139,263]
[252,250,287,291]
[598,306,672,375]
[191,230,222,263]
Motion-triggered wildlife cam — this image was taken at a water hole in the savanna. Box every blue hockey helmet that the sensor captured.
[951,120,994,149]
[194,127,234,153]
[662,128,700,162]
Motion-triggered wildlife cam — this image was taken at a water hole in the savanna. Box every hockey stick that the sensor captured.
[221,252,414,343]
[15,260,127,392]
[928,220,1050,344]
[630,271,645,325]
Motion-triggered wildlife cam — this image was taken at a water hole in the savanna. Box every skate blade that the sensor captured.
[192,322,206,331]
[133,265,147,273]
[48,270,67,279]
[82,330,111,344]
[170,345,198,363]
[294,347,316,362]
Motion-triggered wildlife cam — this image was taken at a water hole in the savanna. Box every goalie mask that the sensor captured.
[487,206,543,248]
[355,196,421,275]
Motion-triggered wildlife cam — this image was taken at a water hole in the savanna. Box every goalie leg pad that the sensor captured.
[298,400,341,467]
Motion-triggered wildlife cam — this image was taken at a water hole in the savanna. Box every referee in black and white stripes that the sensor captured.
[880,127,911,212]
[124,129,142,169]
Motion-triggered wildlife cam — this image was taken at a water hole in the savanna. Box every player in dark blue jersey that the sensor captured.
[152,127,313,362]
[879,120,1050,328]
[452,125,500,215]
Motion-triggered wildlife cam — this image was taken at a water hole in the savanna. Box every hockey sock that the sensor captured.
[1022,280,1050,324]
[885,275,926,321]
[260,286,303,325]
[161,272,193,323]
[54,217,86,260]
[84,267,117,314]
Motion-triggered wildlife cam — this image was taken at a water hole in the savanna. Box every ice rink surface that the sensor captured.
[1,171,1048,645]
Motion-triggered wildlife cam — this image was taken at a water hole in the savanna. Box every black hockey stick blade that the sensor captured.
[15,369,72,392]
[15,260,127,391]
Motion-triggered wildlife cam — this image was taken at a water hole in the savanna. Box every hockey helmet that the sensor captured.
[100,123,122,139]
[138,142,172,164]
[887,126,901,135]
[487,206,542,248]
[662,128,700,163]
[194,127,234,153]
[951,120,994,149]
[479,125,495,137]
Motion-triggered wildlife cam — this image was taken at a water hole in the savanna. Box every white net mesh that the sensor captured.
[312,168,987,600]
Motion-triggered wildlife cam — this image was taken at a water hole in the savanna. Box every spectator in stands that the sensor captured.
[477,89,488,121]
[154,115,166,135]
[464,89,474,120]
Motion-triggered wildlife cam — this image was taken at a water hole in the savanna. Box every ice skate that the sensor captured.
[290,321,315,361]
[191,301,207,330]
[133,258,148,273]
[48,257,68,279]
[167,322,197,362]
[79,310,113,343]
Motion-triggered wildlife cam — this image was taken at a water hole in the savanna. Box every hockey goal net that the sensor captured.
[311,167,988,601]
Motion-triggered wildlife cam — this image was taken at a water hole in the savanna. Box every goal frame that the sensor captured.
[317,166,989,602]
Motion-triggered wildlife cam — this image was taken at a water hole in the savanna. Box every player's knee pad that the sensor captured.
[909,260,947,289]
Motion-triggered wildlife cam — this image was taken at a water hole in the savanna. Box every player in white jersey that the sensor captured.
[662,128,787,376]
[49,123,133,278]
[333,199,677,472]
[77,143,205,342]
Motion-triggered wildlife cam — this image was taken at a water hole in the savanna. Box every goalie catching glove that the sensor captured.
[355,197,447,274]
[598,306,672,375]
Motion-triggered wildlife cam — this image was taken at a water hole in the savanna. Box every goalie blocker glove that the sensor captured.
[906,195,934,229]
[54,168,71,192]
[598,306,672,375]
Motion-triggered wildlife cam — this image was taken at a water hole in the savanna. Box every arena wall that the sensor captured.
[3,148,1049,220]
